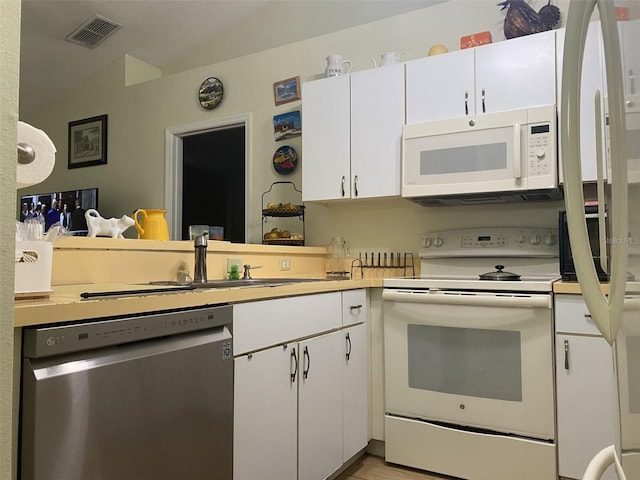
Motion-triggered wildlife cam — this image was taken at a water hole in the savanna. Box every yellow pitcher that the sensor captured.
[133,209,170,240]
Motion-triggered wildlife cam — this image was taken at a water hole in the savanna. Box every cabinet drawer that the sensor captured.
[342,289,367,326]
[234,293,342,355]
[555,294,603,335]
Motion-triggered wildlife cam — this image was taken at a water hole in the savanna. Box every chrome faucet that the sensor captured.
[194,232,208,283]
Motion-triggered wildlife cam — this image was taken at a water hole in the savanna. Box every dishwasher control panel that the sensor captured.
[23,305,233,358]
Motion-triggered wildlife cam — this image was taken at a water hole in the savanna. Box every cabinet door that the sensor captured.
[405,48,475,123]
[475,30,556,114]
[555,334,619,480]
[342,323,368,462]
[557,23,607,182]
[351,64,404,199]
[620,19,640,102]
[234,345,298,480]
[342,289,367,327]
[298,331,343,480]
[302,75,351,202]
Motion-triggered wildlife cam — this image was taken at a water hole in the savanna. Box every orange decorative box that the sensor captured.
[460,31,492,49]
[615,7,629,21]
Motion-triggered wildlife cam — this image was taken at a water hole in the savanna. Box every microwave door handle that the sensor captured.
[561,0,628,345]
[594,88,609,274]
[513,123,522,180]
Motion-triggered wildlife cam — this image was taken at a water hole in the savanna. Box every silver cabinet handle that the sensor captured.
[464,91,469,115]
[353,175,359,197]
[341,176,346,197]
[564,339,570,370]
[481,88,486,113]
[345,332,352,361]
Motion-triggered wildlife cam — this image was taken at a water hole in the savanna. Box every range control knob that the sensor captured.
[434,237,444,247]
[423,237,432,248]
[530,234,542,245]
[545,234,556,246]
[517,234,527,244]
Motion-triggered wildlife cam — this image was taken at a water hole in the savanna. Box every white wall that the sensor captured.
[1,1,21,477]
[22,0,571,252]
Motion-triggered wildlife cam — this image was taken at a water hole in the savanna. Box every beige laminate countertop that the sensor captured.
[14,278,381,328]
[553,281,610,295]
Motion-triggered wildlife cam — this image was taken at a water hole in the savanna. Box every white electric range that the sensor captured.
[383,227,560,480]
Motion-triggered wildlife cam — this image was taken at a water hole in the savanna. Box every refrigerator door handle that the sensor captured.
[594,88,609,275]
[561,0,629,345]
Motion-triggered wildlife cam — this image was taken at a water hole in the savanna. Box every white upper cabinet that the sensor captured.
[350,64,404,200]
[302,75,351,202]
[557,22,607,182]
[475,30,556,114]
[620,19,640,104]
[302,65,404,202]
[406,30,556,124]
[406,48,475,123]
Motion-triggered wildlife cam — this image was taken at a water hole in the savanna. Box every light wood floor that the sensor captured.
[335,455,454,480]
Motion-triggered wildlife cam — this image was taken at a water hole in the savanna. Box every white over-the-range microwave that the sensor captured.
[402,104,562,206]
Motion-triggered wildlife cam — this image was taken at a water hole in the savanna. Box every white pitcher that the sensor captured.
[325,54,352,78]
[371,52,406,68]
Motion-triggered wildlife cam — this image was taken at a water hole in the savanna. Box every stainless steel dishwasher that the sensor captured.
[20,305,233,480]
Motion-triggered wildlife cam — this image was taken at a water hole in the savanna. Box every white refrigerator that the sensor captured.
[561,1,640,477]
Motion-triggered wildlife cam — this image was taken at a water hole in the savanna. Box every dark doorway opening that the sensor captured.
[181,125,246,242]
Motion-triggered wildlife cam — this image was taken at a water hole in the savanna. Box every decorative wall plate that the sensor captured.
[272,146,298,175]
[198,77,224,110]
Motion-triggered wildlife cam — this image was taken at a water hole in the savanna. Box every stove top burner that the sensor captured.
[383,274,560,293]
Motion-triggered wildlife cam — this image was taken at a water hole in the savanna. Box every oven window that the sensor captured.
[407,324,522,401]
[419,143,507,175]
[626,335,640,413]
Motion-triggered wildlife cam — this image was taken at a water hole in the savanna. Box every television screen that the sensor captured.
[19,188,98,234]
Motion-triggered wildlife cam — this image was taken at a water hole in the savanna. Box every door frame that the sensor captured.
[165,113,252,241]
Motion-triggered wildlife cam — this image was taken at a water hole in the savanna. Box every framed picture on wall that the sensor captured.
[273,76,301,106]
[68,114,108,169]
[273,110,301,141]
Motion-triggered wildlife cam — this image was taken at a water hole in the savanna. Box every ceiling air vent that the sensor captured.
[66,14,121,48]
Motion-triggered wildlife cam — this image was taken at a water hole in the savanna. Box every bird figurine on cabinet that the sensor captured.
[498,0,561,39]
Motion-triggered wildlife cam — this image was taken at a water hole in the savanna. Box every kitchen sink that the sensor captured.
[149,278,328,289]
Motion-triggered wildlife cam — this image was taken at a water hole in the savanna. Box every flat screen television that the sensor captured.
[19,188,98,234]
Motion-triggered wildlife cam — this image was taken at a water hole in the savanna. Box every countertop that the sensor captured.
[553,281,609,295]
[14,278,381,328]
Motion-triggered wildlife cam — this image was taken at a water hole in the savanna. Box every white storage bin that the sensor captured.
[15,241,53,296]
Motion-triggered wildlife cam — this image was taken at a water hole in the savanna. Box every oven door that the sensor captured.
[616,295,640,451]
[383,289,555,440]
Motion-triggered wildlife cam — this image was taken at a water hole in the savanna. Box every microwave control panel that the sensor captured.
[526,122,553,177]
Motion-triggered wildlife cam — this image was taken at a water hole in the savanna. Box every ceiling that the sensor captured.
[19,0,446,118]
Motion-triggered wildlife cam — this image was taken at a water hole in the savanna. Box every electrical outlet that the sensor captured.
[279,258,291,271]
[227,257,243,272]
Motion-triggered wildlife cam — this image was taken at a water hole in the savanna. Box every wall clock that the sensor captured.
[198,77,224,110]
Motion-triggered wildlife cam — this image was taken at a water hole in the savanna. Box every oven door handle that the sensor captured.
[382,290,551,308]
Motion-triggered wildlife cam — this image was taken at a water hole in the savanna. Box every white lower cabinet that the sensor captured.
[233,291,368,480]
[298,330,344,480]
[555,294,620,480]
[342,322,368,461]
[234,344,298,480]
